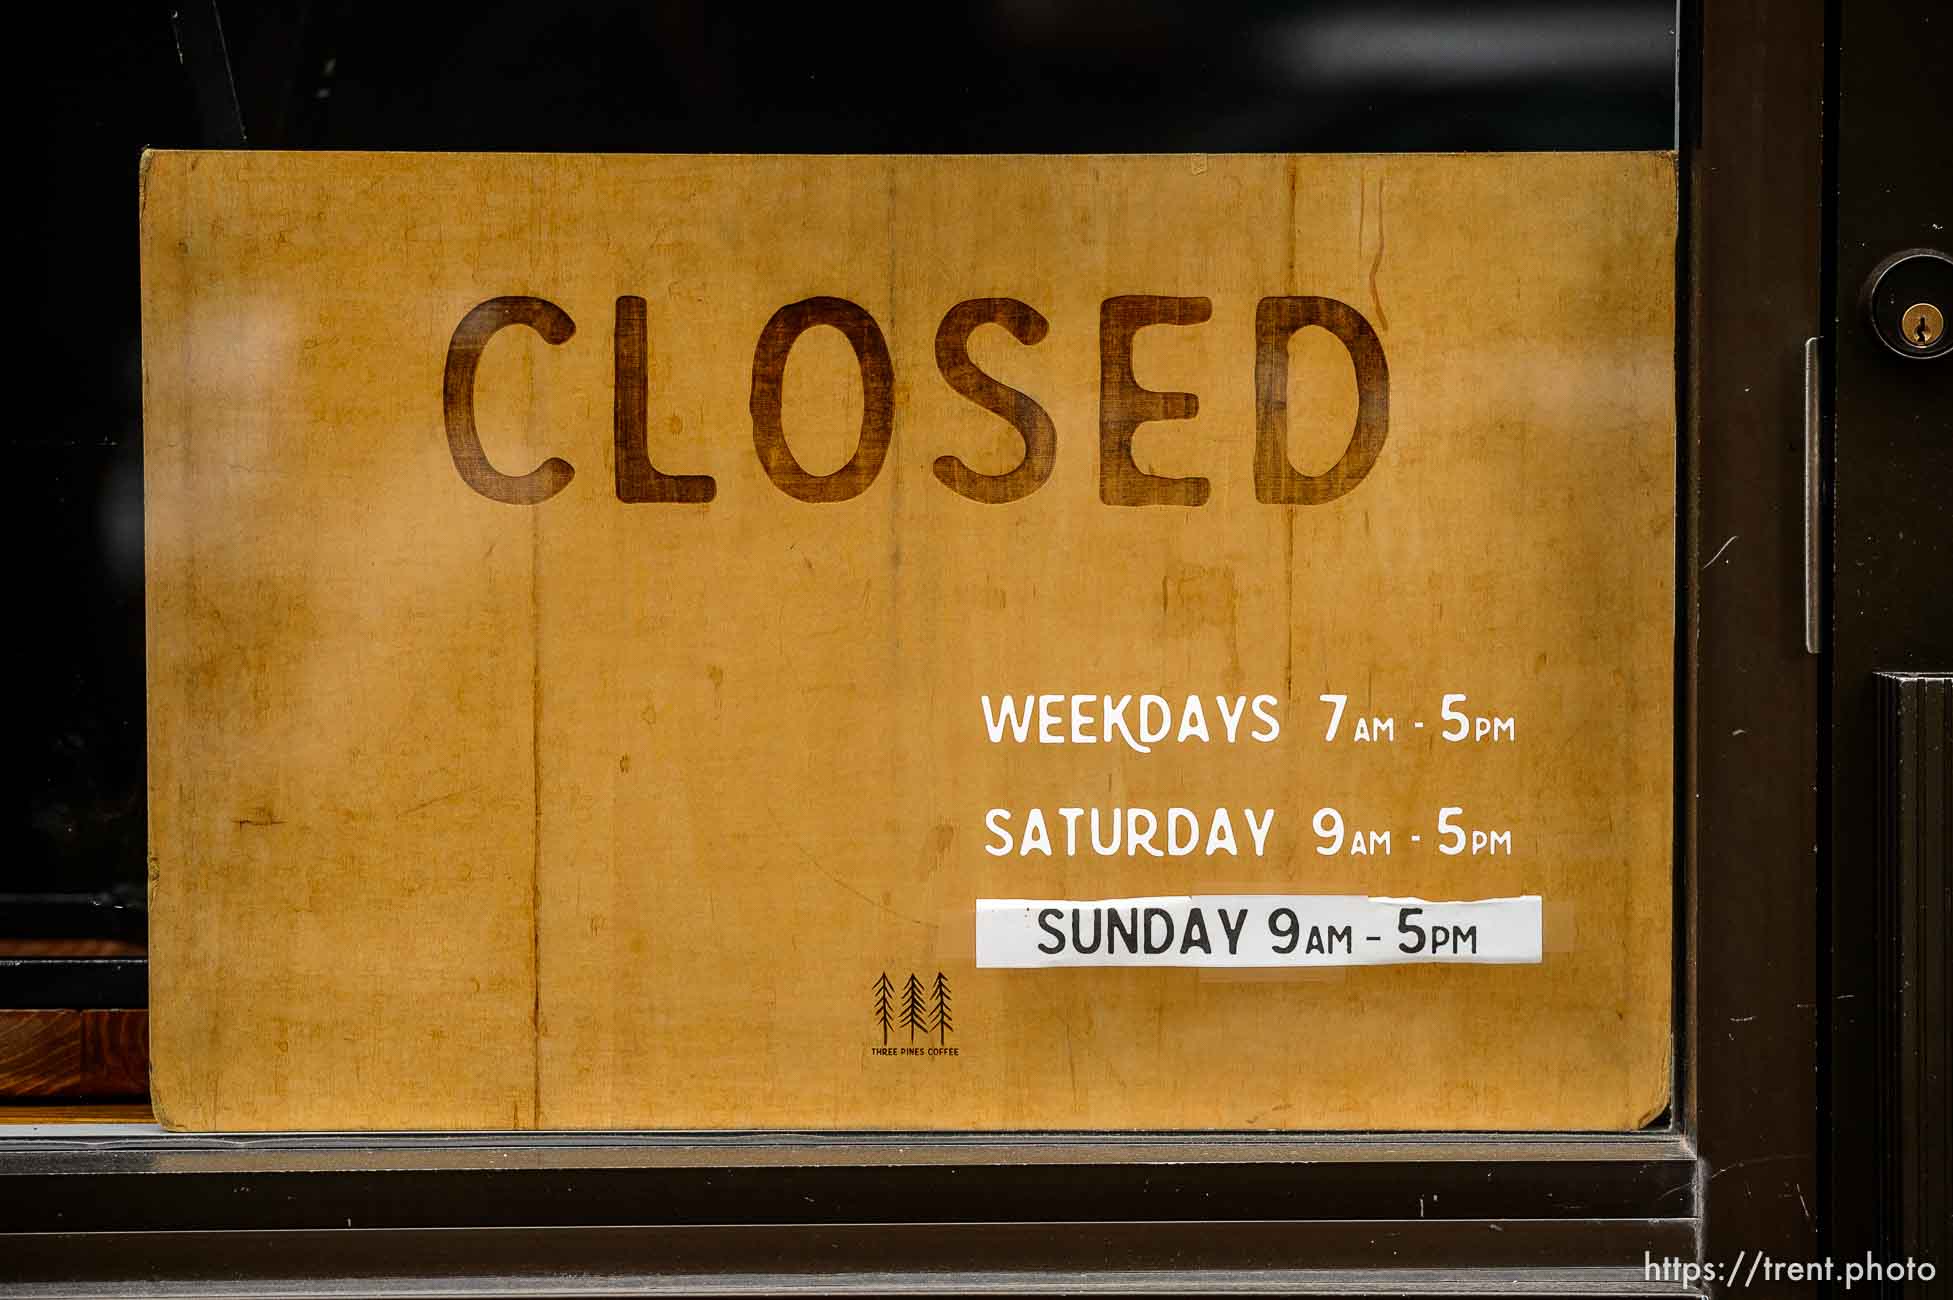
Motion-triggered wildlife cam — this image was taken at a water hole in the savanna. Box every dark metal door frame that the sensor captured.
[1824,0,1953,1290]
[1684,0,1827,1292]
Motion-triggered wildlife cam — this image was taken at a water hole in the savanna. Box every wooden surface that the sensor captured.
[0,940,145,957]
[0,1010,148,1099]
[143,152,1676,1131]
[0,1102,154,1124]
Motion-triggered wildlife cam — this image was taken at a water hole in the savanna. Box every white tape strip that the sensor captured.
[975,894,1541,968]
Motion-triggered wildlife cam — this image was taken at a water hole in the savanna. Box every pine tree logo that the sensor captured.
[900,973,928,1042]
[930,971,953,1044]
[872,972,895,1046]
[871,970,956,1049]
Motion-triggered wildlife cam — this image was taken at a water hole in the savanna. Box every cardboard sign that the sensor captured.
[142,151,1675,1130]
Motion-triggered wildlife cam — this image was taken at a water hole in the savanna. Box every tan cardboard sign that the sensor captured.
[143,151,1675,1130]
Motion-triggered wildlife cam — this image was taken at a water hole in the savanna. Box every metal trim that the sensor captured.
[1804,335,1821,655]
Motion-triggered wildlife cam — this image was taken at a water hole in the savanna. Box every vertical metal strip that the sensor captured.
[1804,336,1821,654]
[1874,673,1953,1278]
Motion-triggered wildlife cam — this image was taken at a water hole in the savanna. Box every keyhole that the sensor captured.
[1898,302,1944,350]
